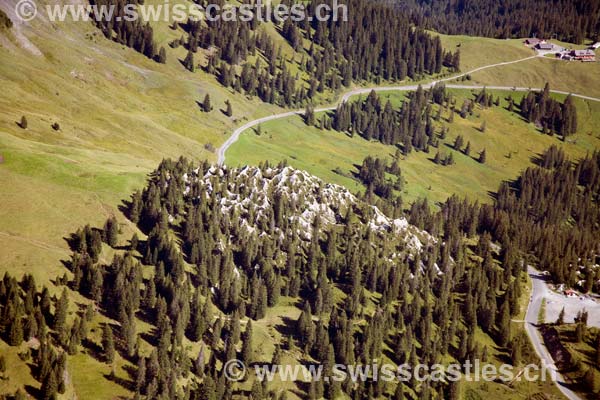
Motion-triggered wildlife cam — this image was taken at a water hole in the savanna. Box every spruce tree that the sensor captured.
[497,300,511,347]
[241,320,254,365]
[575,322,585,342]
[135,357,146,393]
[102,324,115,363]
[183,50,195,72]
[453,135,464,150]
[202,94,212,112]
[199,375,216,400]
[54,289,69,345]
[510,337,522,366]
[225,100,233,117]
[103,216,118,247]
[40,368,58,400]
[479,148,487,164]
[304,103,315,126]
[158,47,167,64]
[8,313,24,346]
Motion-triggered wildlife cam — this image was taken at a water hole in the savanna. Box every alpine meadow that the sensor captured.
[1,1,600,400]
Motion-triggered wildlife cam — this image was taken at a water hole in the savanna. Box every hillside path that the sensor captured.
[525,266,582,400]
[217,55,600,164]
[215,55,596,399]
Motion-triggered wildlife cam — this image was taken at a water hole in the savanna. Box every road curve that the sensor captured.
[525,266,582,400]
[216,54,600,165]
[215,56,593,399]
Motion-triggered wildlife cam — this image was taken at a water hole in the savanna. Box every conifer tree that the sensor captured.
[158,46,167,64]
[304,103,315,126]
[103,216,118,247]
[225,100,233,117]
[184,50,195,72]
[453,135,464,150]
[241,320,254,365]
[202,94,212,112]
[479,148,487,164]
[199,375,216,400]
[54,289,69,346]
[135,357,146,393]
[102,324,115,363]
[40,368,58,400]
[464,141,471,156]
[575,322,585,342]
[497,300,511,347]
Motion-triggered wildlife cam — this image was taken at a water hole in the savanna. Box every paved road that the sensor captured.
[215,55,596,399]
[525,266,581,400]
[216,55,600,164]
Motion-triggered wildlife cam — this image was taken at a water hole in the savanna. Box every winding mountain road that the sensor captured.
[217,55,600,164]
[215,55,598,399]
[525,266,581,400]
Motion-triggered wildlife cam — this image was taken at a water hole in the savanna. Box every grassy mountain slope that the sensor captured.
[0,4,284,282]
[228,89,600,205]
[0,3,599,398]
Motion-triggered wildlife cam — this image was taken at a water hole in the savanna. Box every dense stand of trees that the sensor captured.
[1,151,598,397]
[0,159,539,399]
[327,85,578,154]
[430,146,600,291]
[333,86,444,152]
[403,0,600,44]
[519,84,578,137]
[90,0,165,62]
[357,156,403,200]
[176,0,458,107]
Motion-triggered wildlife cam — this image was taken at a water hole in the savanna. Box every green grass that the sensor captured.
[0,342,40,396]
[467,57,600,99]
[555,325,600,400]
[437,35,533,72]
[2,17,600,398]
[229,89,600,206]
[0,10,287,283]
[227,115,391,194]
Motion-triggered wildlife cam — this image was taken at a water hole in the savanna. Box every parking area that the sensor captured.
[543,288,600,327]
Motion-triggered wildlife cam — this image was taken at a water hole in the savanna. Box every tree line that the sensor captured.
[323,85,578,155]
[90,0,166,63]
[519,83,578,137]
[173,0,459,107]
[403,0,600,44]
[2,149,597,398]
